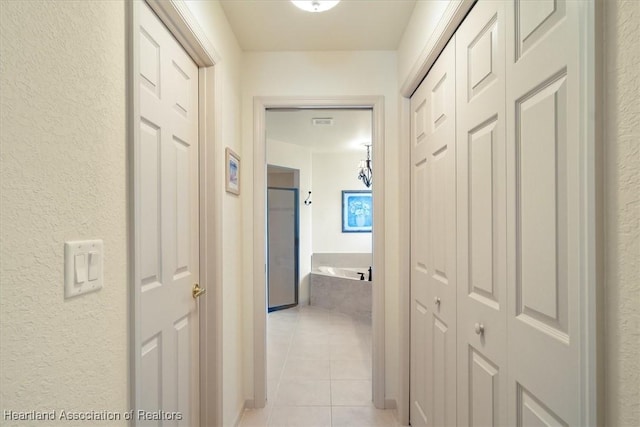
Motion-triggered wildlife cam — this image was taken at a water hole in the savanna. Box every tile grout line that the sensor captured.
[266,306,385,426]
[267,307,300,425]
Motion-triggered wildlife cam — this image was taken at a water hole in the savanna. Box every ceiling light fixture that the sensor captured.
[358,144,372,188]
[291,0,340,13]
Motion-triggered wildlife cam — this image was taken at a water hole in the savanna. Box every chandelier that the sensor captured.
[358,144,372,188]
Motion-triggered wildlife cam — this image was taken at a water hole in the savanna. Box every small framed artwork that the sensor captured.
[342,190,372,233]
[225,147,240,195]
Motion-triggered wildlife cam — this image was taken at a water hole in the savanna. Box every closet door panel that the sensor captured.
[410,59,433,427]
[456,2,508,426]
[428,38,458,427]
[410,36,457,427]
[411,85,432,426]
[506,0,582,424]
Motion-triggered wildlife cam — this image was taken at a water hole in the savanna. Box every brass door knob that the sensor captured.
[192,283,206,299]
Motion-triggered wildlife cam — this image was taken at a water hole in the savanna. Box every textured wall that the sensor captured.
[605,0,640,425]
[0,0,128,422]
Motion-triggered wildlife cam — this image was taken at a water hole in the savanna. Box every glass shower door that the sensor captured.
[267,188,299,311]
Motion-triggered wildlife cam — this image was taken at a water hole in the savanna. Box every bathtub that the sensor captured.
[310,266,372,320]
[315,266,368,280]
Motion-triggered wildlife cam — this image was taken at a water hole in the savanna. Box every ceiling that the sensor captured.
[266,109,372,153]
[219,0,417,51]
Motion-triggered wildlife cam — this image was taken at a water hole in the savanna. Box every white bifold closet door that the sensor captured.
[410,0,586,425]
[410,37,457,427]
[505,0,583,425]
[455,2,508,426]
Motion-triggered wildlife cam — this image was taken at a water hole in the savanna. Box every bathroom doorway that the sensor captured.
[261,105,380,411]
[252,96,386,410]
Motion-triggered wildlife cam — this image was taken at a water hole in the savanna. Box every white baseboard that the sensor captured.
[386,399,410,427]
[233,400,253,427]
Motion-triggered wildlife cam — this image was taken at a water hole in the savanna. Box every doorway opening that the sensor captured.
[252,97,386,410]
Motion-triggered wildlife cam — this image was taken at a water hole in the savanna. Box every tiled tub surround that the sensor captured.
[311,253,372,270]
[310,253,372,320]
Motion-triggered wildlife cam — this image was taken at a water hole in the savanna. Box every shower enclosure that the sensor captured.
[267,187,299,311]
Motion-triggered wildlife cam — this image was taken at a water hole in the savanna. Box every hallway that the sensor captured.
[1,1,636,426]
[239,307,396,427]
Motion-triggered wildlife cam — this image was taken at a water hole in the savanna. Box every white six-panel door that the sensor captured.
[506,0,582,425]
[138,2,200,425]
[410,0,585,425]
[410,37,457,427]
[455,2,508,426]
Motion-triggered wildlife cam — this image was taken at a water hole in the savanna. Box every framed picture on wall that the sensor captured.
[225,147,240,195]
[342,190,372,233]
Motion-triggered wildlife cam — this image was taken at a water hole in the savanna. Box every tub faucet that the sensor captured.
[357,272,365,280]
[368,266,372,282]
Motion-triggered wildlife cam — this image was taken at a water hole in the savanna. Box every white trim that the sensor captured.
[592,1,605,425]
[385,399,397,410]
[145,0,220,67]
[253,96,386,409]
[397,96,412,426]
[130,1,222,426]
[198,64,224,427]
[579,1,603,425]
[127,1,141,419]
[400,0,475,97]
[233,400,253,427]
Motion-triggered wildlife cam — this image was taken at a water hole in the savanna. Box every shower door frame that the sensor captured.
[267,187,300,312]
[252,96,386,410]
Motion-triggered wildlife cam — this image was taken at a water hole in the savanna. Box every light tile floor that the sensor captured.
[239,305,398,427]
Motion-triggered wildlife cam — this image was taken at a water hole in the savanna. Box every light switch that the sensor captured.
[75,254,87,283]
[65,240,103,298]
[88,251,100,281]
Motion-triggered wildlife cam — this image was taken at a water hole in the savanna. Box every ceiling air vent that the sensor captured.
[312,118,333,126]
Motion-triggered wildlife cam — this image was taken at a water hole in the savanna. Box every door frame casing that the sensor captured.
[128,1,223,425]
[253,96,386,409]
[398,0,603,425]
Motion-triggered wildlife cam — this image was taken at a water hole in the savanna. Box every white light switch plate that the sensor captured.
[64,240,103,298]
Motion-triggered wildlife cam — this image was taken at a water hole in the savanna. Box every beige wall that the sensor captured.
[267,139,313,305]
[0,0,246,425]
[267,170,297,188]
[604,0,640,425]
[182,1,245,426]
[312,151,373,254]
[0,1,128,423]
[241,50,401,403]
[397,0,451,88]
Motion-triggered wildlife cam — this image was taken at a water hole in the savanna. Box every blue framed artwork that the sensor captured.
[225,147,240,195]
[342,190,372,233]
